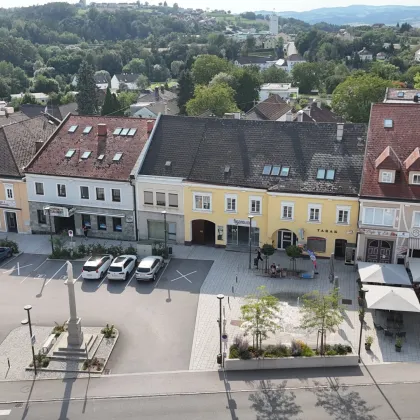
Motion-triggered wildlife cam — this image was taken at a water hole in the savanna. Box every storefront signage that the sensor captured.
[228,218,257,227]
[316,228,338,234]
[358,228,397,237]
[43,206,75,218]
[126,216,134,223]
[0,200,16,208]
[397,232,409,238]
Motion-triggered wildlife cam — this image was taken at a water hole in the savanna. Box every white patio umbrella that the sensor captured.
[358,262,411,286]
[364,285,420,312]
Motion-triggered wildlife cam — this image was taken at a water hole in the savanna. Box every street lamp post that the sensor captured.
[162,211,167,258]
[217,294,224,365]
[21,305,37,376]
[44,207,54,254]
[358,288,369,363]
[248,215,254,269]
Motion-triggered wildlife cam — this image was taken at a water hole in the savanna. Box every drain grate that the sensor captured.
[342,299,352,305]
[103,369,111,375]
[15,403,24,408]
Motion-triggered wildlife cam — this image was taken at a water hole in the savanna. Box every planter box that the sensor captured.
[224,355,358,371]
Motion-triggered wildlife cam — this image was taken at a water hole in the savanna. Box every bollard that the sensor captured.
[7,358,10,368]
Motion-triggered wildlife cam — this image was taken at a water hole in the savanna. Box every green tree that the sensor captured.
[186,83,237,117]
[240,285,280,351]
[209,72,237,89]
[233,67,262,112]
[332,73,391,123]
[0,79,11,98]
[136,74,150,90]
[192,55,231,85]
[370,62,400,81]
[21,93,38,104]
[122,58,147,75]
[300,288,343,354]
[286,245,302,273]
[32,75,59,94]
[292,62,322,94]
[261,66,290,83]
[415,73,420,89]
[118,91,138,112]
[76,60,98,115]
[101,88,118,116]
[177,69,195,115]
[402,66,420,84]
[170,60,184,77]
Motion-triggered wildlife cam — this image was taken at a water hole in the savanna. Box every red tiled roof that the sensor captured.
[25,115,151,181]
[374,146,401,170]
[360,103,420,200]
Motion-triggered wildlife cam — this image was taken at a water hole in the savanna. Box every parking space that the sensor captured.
[0,255,213,374]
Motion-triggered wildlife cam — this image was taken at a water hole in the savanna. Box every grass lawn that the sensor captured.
[149,79,178,89]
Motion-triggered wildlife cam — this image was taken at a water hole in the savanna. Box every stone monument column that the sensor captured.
[65,261,83,346]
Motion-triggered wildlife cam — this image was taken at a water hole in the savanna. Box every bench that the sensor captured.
[42,334,56,355]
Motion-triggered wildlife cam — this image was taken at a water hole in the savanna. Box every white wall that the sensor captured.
[110,75,119,91]
[26,174,134,210]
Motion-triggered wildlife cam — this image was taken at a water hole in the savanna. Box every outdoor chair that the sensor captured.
[384,330,394,339]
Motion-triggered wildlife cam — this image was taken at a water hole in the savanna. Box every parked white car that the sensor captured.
[107,255,138,281]
[136,256,164,281]
[81,255,113,280]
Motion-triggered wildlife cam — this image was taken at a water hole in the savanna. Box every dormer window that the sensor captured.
[384,119,393,128]
[379,169,395,183]
[410,172,420,185]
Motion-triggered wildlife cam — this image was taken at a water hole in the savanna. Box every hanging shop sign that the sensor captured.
[228,218,257,227]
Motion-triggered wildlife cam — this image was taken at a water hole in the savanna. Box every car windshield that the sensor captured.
[113,257,126,264]
[109,266,123,272]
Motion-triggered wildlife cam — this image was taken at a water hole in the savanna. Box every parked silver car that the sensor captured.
[135,256,164,281]
[108,255,137,281]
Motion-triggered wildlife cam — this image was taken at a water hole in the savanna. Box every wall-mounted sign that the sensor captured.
[43,206,75,218]
[359,228,397,237]
[0,200,16,208]
[126,216,134,223]
[397,232,409,238]
[317,228,338,234]
[228,218,257,227]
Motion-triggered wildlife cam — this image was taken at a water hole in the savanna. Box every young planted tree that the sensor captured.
[240,285,280,351]
[300,288,344,355]
[261,243,275,273]
[286,245,302,274]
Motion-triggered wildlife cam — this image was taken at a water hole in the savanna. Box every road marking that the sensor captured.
[76,273,82,282]
[1,264,32,275]
[97,275,108,289]
[0,254,19,268]
[154,262,169,288]
[45,262,67,286]
[0,410,11,415]
[125,271,136,289]
[34,259,47,272]
[170,270,197,284]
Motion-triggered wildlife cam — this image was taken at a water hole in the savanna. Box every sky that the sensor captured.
[4,0,420,13]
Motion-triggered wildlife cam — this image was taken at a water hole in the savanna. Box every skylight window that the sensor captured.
[128,128,137,136]
[280,166,290,177]
[397,92,404,98]
[68,125,78,133]
[113,153,123,161]
[113,128,122,136]
[120,128,130,136]
[65,149,75,158]
[81,151,91,159]
[326,169,335,180]
[97,154,105,161]
[384,119,393,128]
[83,126,92,134]
[271,166,281,176]
[262,165,272,175]
[317,168,326,179]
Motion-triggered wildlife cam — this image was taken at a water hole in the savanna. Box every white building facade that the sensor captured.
[269,14,279,35]
[259,83,299,101]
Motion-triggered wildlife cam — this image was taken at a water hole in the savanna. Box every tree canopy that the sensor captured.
[76,60,98,115]
[192,55,232,85]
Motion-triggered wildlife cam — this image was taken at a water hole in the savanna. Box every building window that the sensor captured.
[168,222,176,241]
[156,192,166,206]
[362,207,395,226]
[307,237,326,253]
[57,184,66,197]
[336,206,350,224]
[82,214,91,229]
[193,193,211,211]
[308,205,322,222]
[413,212,420,228]
[4,184,13,200]
[112,189,121,202]
[113,217,122,232]
[35,182,44,195]
[37,209,46,224]
[168,193,178,208]
[96,187,105,201]
[80,186,89,199]
[97,215,107,230]
[412,174,420,185]
[249,196,262,215]
[225,194,237,212]
[380,170,393,183]
[147,220,165,240]
[144,191,153,205]
[281,202,294,220]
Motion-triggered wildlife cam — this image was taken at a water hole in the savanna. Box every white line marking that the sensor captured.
[0,254,19,268]
[0,409,11,415]
[1,263,33,275]
[76,273,83,281]
[125,271,136,289]
[34,259,47,272]
[17,262,19,275]
[154,262,169,288]
[45,262,67,286]
[21,259,48,282]
[170,270,197,283]
[97,275,107,289]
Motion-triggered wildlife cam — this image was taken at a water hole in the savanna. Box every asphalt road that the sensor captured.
[2,381,418,420]
[0,254,212,374]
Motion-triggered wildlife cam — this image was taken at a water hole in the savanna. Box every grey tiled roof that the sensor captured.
[140,115,367,196]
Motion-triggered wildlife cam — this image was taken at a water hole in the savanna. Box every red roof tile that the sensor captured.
[361,103,420,200]
[25,115,151,181]
[404,147,420,170]
[374,146,401,170]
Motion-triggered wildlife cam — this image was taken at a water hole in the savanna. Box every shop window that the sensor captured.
[82,214,91,229]
[113,217,122,232]
[307,237,326,253]
[37,210,46,224]
[97,215,107,230]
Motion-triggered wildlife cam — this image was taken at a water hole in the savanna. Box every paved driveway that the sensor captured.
[0,254,212,374]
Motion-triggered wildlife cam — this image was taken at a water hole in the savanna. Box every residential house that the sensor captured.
[357,103,420,265]
[415,48,420,62]
[358,48,373,61]
[285,53,305,73]
[336,29,354,41]
[376,52,386,61]
[234,56,275,70]
[383,43,401,51]
[245,95,292,122]
[297,101,345,123]
[110,74,140,91]
[24,115,153,240]
[130,87,179,117]
[10,93,49,105]
[0,105,29,126]
[383,88,420,103]
[259,83,299,101]
[0,116,59,234]
[72,74,109,90]
[20,103,78,121]
[139,115,367,257]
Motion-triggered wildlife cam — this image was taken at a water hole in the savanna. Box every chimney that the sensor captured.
[316,99,322,109]
[147,119,155,133]
[297,110,304,122]
[336,123,344,142]
[98,123,107,136]
[285,110,292,122]
[35,140,44,152]
[154,87,159,101]
[303,106,311,117]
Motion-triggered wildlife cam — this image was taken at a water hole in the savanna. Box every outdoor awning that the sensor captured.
[358,262,411,287]
[408,258,420,283]
[364,285,420,312]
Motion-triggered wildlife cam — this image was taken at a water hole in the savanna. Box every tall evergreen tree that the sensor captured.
[76,60,98,115]
[177,69,194,115]
[101,87,114,116]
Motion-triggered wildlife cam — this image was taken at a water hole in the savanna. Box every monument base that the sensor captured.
[66,317,84,346]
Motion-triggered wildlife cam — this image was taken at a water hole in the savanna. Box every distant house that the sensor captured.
[383,43,401,51]
[234,56,275,70]
[245,94,292,122]
[110,74,140,91]
[415,48,420,62]
[259,83,299,101]
[383,88,420,103]
[130,87,179,118]
[358,48,373,61]
[10,93,49,105]
[336,29,354,41]
[285,53,305,73]
[376,52,386,61]
[20,103,78,121]
[296,101,345,123]
[71,74,109,90]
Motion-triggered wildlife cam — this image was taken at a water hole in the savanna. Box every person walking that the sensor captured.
[83,224,88,239]
[256,248,264,268]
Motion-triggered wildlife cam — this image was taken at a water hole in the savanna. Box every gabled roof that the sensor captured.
[359,47,372,55]
[0,111,29,127]
[140,115,367,196]
[236,56,271,65]
[384,88,420,103]
[25,115,151,182]
[301,103,345,123]
[0,116,59,178]
[404,147,420,171]
[375,145,401,170]
[114,74,140,83]
[94,74,109,84]
[138,90,178,103]
[20,103,78,121]
[286,53,304,61]
[245,95,292,121]
[360,103,420,200]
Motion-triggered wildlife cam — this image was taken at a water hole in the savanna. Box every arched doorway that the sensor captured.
[366,239,393,263]
[277,229,297,250]
[191,220,216,245]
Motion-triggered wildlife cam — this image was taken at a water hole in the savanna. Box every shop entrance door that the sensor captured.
[5,212,17,232]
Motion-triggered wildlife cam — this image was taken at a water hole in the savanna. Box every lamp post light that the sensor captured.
[358,287,369,363]
[248,215,254,269]
[217,294,224,366]
[44,207,54,254]
[162,211,167,259]
[21,305,37,376]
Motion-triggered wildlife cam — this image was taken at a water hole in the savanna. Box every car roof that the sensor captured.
[138,256,160,267]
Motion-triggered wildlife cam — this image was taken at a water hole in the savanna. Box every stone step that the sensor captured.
[57,333,94,352]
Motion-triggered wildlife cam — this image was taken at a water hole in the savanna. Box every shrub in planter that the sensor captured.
[107,245,124,257]
[229,346,239,359]
[291,339,304,356]
[326,349,337,356]
[0,238,19,254]
[395,337,402,352]
[124,245,137,255]
[52,321,67,337]
[333,344,348,355]
[239,349,252,360]
[101,324,116,338]
[365,336,374,351]
[301,345,314,357]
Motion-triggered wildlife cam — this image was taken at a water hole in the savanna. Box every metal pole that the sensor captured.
[219,297,222,356]
[248,217,252,269]
[162,211,167,258]
[26,308,37,376]
[358,289,366,363]
[48,209,54,254]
